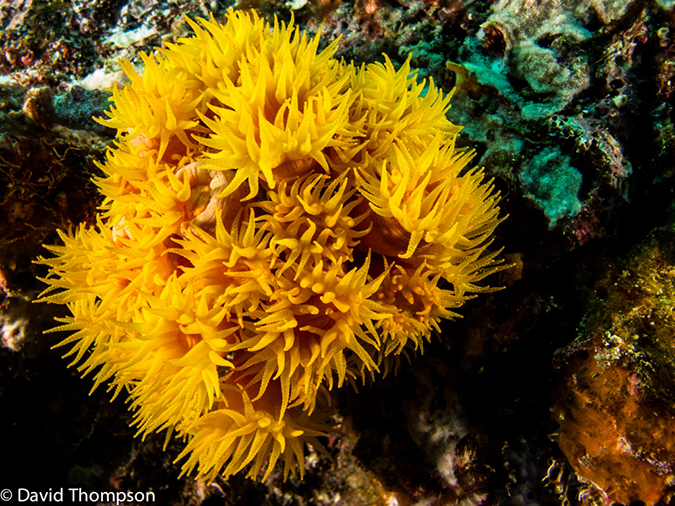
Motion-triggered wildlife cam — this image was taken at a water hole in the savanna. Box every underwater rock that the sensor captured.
[0,81,106,287]
[21,86,54,129]
[553,228,675,505]
[519,147,583,228]
[445,4,665,248]
[475,0,596,120]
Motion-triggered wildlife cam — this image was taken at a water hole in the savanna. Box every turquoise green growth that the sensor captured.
[519,147,582,228]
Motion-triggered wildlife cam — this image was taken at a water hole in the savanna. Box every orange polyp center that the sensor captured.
[178,333,202,353]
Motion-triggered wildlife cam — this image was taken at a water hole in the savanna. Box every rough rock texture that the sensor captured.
[553,229,675,505]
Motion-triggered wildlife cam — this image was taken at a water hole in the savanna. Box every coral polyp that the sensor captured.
[36,9,507,482]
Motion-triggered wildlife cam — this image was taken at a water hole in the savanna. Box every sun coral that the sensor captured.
[36,9,507,482]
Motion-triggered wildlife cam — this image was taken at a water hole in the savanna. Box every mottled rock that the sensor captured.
[553,228,675,505]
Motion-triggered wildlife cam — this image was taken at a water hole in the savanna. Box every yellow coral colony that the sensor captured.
[36,9,506,482]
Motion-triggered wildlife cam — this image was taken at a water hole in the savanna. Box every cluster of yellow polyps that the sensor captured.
[37,9,506,482]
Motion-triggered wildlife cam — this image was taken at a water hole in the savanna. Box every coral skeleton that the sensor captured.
[37,9,506,482]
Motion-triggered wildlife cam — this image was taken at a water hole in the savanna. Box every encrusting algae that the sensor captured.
[36,9,507,482]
